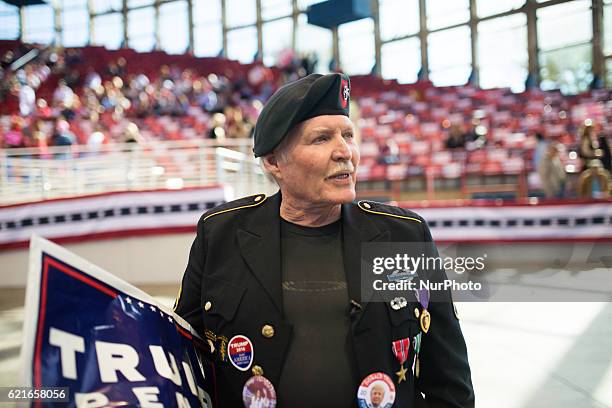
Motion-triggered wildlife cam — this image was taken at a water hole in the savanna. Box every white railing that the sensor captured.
[0,139,278,204]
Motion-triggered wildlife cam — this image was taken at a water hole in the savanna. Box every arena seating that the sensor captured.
[1,41,610,200]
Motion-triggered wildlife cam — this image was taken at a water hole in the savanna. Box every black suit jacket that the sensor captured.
[175,192,474,407]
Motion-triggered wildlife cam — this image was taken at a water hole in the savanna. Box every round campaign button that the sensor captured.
[228,334,254,371]
[242,375,277,408]
[357,372,396,408]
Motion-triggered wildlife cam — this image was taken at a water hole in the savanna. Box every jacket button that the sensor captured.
[261,324,275,338]
[252,365,264,376]
[204,301,212,311]
[414,307,420,319]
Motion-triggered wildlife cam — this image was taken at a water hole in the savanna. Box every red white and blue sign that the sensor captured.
[228,335,254,372]
[20,236,217,407]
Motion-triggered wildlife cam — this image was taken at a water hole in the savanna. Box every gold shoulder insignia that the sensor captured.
[357,200,422,223]
[202,194,267,222]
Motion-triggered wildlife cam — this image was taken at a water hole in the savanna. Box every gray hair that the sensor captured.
[257,130,293,185]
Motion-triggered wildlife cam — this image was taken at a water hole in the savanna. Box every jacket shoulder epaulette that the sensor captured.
[201,193,267,222]
[356,200,422,224]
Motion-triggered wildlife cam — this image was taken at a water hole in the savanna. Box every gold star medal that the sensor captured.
[396,364,408,383]
[391,337,411,384]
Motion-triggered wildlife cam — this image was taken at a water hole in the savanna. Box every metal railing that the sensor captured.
[0,139,278,204]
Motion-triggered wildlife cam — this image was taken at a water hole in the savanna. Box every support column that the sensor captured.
[256,0,263,61]
[526,0,540,88]
[332,25,340,71]
[19,6,25,43]
[154,0,161,50]
[372,0,382,76]
[52,0,62,46]
[87,0,95,45]
[469,0,479,85]
[291,0,298,50]
[122,0,129,48]
[591,0,604,88]
[187,0,195,53]
[221,0,228,57]
[418,0,429,80]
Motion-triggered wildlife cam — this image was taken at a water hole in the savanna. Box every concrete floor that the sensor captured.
[1,287,611,407]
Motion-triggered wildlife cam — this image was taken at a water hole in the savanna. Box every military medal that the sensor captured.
[412,333,422,378]
[218,335,228,362]
[415,288,431,333]
[357,372,396,408]
[391,338,410,384]
[242,374,277,408]
[228,335,254,371]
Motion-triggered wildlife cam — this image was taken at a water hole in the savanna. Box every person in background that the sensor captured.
[538,143,566,199]
[51,119,75,147]
[2,118,26,148]
[446,124,466,149]
[595,131,611,173]
[121,122,143,144]
[18,76,36,117]
[578,159,610,199]
[532,132,548,171]
[35,98,53,118]
[52,79,74,109]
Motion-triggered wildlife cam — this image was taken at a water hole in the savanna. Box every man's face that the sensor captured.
[274,115,359,206]
[370,385,385,406]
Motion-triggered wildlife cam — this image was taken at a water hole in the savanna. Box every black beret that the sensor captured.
[253,73,351,157]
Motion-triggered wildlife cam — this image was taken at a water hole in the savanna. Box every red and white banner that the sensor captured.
[1,188,609,248]
[398,199,612,243]
[0,186,228,250]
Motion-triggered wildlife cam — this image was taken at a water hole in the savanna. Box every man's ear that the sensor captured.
[262,153,282,180]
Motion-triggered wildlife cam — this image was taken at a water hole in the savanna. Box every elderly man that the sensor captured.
[175,73,474,407]
[370,383,386,407]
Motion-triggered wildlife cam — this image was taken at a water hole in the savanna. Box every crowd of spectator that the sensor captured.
[0,41,610,199]
[0,42,319,151]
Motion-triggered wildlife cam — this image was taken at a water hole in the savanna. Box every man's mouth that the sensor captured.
[326,171,352,180]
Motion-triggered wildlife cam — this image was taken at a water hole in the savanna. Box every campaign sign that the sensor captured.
[20,236,216,407]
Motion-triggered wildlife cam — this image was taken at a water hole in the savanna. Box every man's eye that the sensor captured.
[314,135,329,143]
[343,133,354,139]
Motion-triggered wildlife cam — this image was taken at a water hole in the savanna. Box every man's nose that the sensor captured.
[332,134,352,161]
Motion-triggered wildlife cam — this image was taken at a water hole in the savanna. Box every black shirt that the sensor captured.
[277,218,354,407]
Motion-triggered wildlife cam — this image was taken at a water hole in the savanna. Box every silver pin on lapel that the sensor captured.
[390,296,407,310]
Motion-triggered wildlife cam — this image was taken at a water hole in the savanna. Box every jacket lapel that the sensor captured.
[341,203,389,323]
[237,191,284,314]
[342,203,393,379]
